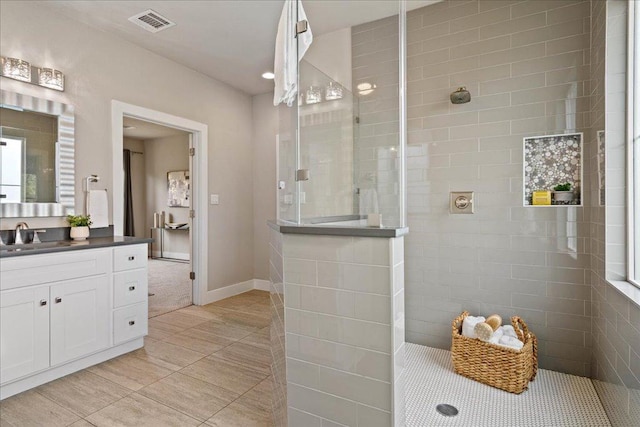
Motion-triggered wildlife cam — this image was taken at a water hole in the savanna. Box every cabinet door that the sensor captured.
[50,276,110,366]
[0,286,50,384]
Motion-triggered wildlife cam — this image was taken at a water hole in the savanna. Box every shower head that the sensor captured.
[450,87,471,104]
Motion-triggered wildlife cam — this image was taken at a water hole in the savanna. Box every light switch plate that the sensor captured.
[210,194,219,205]
[450,191,474,214]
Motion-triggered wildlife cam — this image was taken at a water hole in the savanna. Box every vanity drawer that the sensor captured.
[113,303,147,345]
[0,249,110,291]
[113,245,147,272]
[113,269,147,308]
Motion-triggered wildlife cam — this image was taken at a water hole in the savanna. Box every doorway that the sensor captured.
[122,117,193,317]
[111,101,208,310]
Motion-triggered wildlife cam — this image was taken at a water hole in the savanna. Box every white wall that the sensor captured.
[0,1,254,291]
[144,134,190,259]
[305,28,353,91]
[123,138,146,239]
[252,92,278,280]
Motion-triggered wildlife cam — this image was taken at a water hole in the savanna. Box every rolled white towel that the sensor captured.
[489,327,504,344]
[498,335,524,350]
[502,325,518,338]
[462,315,485,338]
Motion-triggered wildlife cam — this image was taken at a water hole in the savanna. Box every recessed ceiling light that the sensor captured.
[357,82,377,96]
[262,72,275,80]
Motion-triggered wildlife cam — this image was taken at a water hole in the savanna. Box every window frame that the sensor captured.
[628,0,639,288]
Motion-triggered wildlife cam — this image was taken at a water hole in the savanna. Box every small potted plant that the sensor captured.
[552,182,573,204]
[67,214,92,241]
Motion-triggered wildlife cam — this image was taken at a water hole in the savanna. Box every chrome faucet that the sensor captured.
[14,222,29,245]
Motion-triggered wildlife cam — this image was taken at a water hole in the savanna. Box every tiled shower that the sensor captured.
[271,0,640,426]
[401,0,638,424]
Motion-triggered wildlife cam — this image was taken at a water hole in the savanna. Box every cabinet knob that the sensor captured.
[129,320,136,326]
[128,256,135,261]
[129,285,136,291]
[55,297,62,303]
[40,299,47,306]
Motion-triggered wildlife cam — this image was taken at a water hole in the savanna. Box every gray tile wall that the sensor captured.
[269,228,287,427]
[589,1,640,425]
[281,234,405,426]
[404,0,593,376]
[351,15,402,227]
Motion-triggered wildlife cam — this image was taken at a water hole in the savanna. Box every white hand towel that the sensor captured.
[273,0,313,107]
[359,188,379,216]
[88,190,109,229]
[489,327,504,344]
[498,335,524,351]
[502,325,518,338]
[462,315,485,339]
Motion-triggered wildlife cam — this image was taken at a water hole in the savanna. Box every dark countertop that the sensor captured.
[0,236,152,258]
[267,220,409,238]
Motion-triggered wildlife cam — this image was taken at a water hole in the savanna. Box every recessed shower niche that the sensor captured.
[523,133,583,206]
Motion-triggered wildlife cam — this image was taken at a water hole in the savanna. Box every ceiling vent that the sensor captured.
[128,10,176,33]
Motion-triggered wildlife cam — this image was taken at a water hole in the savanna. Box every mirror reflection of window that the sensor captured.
[0,108,57,203]
[0,136,24,203]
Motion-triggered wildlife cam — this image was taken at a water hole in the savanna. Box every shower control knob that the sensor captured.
[450,191,474,214]
[455,196,470,209]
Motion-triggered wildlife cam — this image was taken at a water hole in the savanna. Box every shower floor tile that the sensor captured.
[405,343,611,427]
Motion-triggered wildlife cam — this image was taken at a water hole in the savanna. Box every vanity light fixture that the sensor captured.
[0,56,65,91]
[1,57,31,82]
[305,86,322,104]
[262,72,275,79]
[325,81,343,101]
[38,68,64,91]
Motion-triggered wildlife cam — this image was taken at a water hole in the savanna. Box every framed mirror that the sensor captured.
[0,90,75,217]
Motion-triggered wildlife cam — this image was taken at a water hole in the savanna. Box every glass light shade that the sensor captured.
[38,68,64,91]
[305,86,322,104]
[2,57,31,82]
[325,81,343,101]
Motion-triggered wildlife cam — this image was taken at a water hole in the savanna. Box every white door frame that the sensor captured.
[111,100,208,305]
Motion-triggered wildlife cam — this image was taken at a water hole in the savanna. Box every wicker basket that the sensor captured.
[451,311,538,394]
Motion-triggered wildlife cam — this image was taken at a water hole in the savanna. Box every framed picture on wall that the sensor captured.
[167,170,189,207]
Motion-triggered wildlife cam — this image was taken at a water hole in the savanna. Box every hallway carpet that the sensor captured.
[148,258,192,318]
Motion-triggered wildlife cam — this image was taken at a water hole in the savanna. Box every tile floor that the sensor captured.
[405,344,611,427]
[0,290,273,427]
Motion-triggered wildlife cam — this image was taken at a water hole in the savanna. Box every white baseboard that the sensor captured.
[151,250,189,261]
[200,279,255,305]
[199,279,271,305]
[253,279,270,291]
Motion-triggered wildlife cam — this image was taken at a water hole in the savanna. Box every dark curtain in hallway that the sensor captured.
[123,149,135,236]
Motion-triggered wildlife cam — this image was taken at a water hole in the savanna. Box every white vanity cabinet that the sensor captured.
[112,245,148,345]
[0,285,50,384]
[50,276,110,366]
[0,243,149,399]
